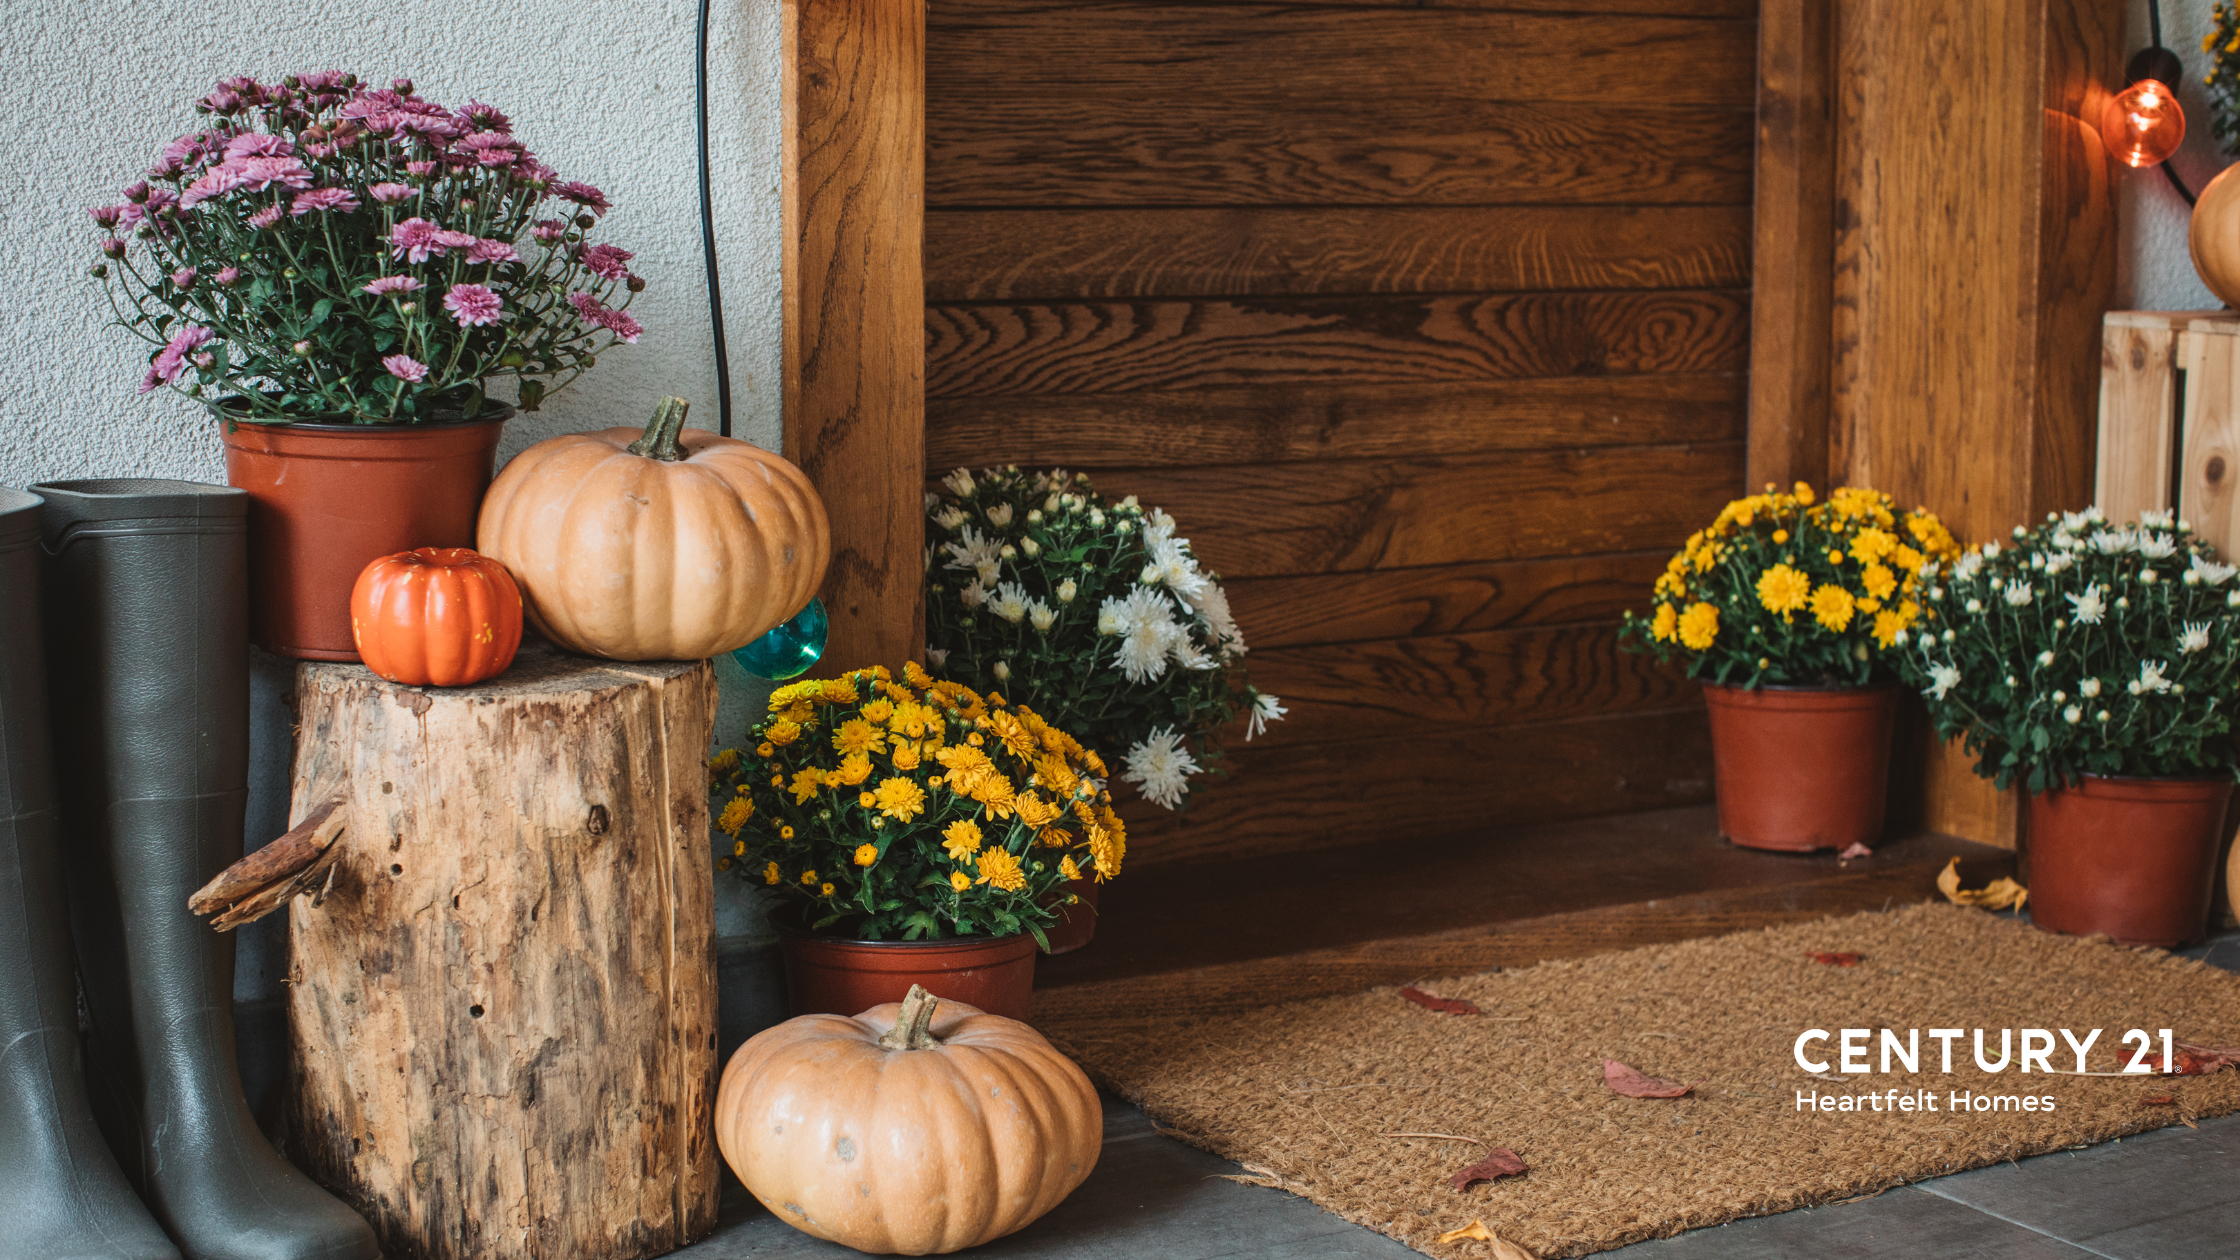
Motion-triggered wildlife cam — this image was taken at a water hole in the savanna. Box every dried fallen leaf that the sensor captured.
[1837,841,1873,861]
[2171,1043,2240,1076]
[1603,1059,1692,1098]
[2139,1093,2177,1106]
[1401,985,1482,1016]
[1448,1147,1527,1191]
[1937,857,2029,911]
[1432,1220,1537,1257]
[1806,951,1863,966]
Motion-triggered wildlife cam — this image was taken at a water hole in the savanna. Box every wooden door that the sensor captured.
[924,0,1759,867]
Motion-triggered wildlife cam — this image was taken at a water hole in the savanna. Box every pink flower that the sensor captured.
[454,100,512,133]
[568,292,606,322]
[443,284,502,327]
[223,133,293,160]
[178,165,246,208]
[598,307,642,344]
[531,219,566,243]
[140,325,213,394]
[89,205,124,229]
[555,181,609,216]
[362,276,423,296]
[215,266,242,286]
[248,205,284,230]
[466,239,518,264]
[389,217,441,262]
[192,352,215,369]
[123,181,151,203]
[368,182,415,204]
[291,187,360,215]
[232,155,314,193]
[578,243,634,280]
[455,132,522,164]
[156,133,212,176]
[405,160,438,177]
[433,229,478,252]
[142,188,177,214]
[382,354,428,383]
[170,266,197,287]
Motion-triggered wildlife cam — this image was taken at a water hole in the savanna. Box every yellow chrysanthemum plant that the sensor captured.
[709,662,1125,946]
[1621,483,1963,687]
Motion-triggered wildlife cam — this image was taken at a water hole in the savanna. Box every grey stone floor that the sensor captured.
[680,926,2240,1260]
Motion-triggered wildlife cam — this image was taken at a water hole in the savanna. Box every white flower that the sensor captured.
[1892,629,1908,646]
[1096,598,1128,636]
[1118,615,1180,682]
[2061,509,2095,531]
[1187,581,1245,654]
[2194,554,2238,586]
[2230,589,2240,608]
[990,581,1029,623]
[1927,663,1962,701]
[1027,509,1043,525]
[976,558,1001,585]
[2098,710,2111,722]
[2182,621,2212,654]
[2053,690,2066,702]
[2002,581,2033,607]
[961,582,992,611]
[2140,508,2176,529]
[1954,553,1984,581]
[1143,508,1177,545]
[1089,508,1105,527]
[1246,692,1286,740]
[2117,596,2130,610]
[1121,727,1199,810]
[2037,650,2055,667]
[1170,634,1218,671]
[2044,552,2074,575]
[1057,578,1078,604]
[1982,542,2002,558]
[942,467,977,498]
[1028,600,1056,632]
[2142,567,2160,583]
[942,526,1001,576]
[1120,494,1140,510]
[2136,660,2173,694]
[2089,529,2132,554]
[1116,521,1133,536]
[2080,677,2102,698]
[2013,525,2029,540]
[1044,494,1061,513]
[992,660,1010,681]
[2065,583,2105,625]
[935,506,968,532]
[999,544,1016,561]
[1020,537,1040,558]
[986,502,1014,527]
[924,645,948,669]
[1965,599,1983,613]
[2064,705,2082,724]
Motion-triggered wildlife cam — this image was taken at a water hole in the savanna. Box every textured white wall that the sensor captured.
[2122,0,2234,312]
[0,0,785,489]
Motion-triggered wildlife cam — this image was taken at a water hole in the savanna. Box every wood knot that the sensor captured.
[2211,456,2228,484]
[586,804,611,836]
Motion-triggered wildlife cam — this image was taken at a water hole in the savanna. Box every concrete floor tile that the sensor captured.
[1596,1188,2100,1260]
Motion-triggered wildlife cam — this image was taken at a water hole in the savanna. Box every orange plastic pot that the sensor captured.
[2027,774,2234,947]
[772,912,1037,1021]
[1041,876,1101,955]
[217,412,507,660]
[1701,681,1898,852]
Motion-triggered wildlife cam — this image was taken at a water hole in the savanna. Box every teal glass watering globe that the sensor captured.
[731,597,827,680]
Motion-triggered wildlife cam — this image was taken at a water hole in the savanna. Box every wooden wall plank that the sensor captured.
[928,101,1753,208]
[2095,317,2181,524]
[928,5,1757,107]
[927,290,1751,397]
[1119,707,1714,867]
[927,376,1746,469]
[783,0,926,671]
[1747,0,1835,491]
[1200,0,1751,13]
[1225,552,1669,650]
[2180,325,2240,562]
[1082,443,1743,577]
[924,205,1751,301]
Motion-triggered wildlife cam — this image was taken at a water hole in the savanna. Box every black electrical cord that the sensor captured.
[2142,0,2199,205]
[696,0,734,437]
[2165,160,2199,206]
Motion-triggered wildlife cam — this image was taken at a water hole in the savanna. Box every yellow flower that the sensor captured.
[1809,583,1856,632]
[1758,564,1810,613]
[859,791,877,808]
[767,680,821,710]
[1793,481,1816,505]
[1014,790,1061,828]
[1036,755,1079,802]
[717,795,753,835]
[1038,826,1074,848]
[853,843,879,867]
[1861,562,1897,601]
[862,698,895,725]
[1678,601,1719,651]
[709,748,740,773]
[889,701,935,738]
[835,753,874,786]
[1083,749,1107,777]
[820,882,835,897]
[783,701,816,725]
[1059,856,1082,881]
[892,742,922,771]
[971,772,1017,819]
[800,869,818,885]
[780,824,795,839]
[1872,608,1908,648]
[1771,529,1789,544]
[948,870,972,892]
[756,742,774,757]
[874,775,927,821]
[989,711,1039,761]
[733,839,746,856]
[942,819,983,860]
[766,719,801,747]
[1889,543,1924,574]
[821,678,858,705]
[1850,527,1896,565]
[975,847,1026,892]
[789,768,824,804]
[764,861,780,885]
[905,660,935,689]
[1827,549,1846,565]
[833,718,888,758]
[717,857,731,871]
[1650,603,1678,642]
[935,743,994,794]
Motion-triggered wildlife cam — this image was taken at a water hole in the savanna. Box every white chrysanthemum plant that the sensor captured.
[1899,507,2240,794]
[923,466,1283,821]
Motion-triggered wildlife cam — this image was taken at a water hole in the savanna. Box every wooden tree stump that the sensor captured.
[280,642,720,1260]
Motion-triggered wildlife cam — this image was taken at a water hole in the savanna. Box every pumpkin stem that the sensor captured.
[877,984,945,1051]
[626,396,692,462]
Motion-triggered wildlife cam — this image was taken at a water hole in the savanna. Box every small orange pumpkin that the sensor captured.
[349,547,523,687]
[475,396,830,661]
[716,986,1100,1255]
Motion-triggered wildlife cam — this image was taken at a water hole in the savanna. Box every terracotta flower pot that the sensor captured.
[1041,877,1101,955]
[1700,681,1899,852]
[2027,774,2234,947]
[217,411,509,661]
[771,911,1038,1021]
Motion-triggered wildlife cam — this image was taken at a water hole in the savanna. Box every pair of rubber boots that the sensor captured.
[0,482,377,1260]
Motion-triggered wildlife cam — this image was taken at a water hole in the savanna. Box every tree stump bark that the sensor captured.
[281,642,719,1260]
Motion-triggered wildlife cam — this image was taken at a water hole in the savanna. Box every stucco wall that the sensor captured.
[2122,0,2234,312]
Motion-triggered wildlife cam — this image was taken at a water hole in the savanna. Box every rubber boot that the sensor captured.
[34,480,378,1260]
[0,486,181,1260]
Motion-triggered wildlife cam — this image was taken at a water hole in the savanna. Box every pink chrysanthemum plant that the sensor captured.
[87,72,644,424]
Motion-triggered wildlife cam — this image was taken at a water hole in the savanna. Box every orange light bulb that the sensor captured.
[2102,78,2186,168]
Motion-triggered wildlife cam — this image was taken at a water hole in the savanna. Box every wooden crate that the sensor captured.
[2097,310,2240,550]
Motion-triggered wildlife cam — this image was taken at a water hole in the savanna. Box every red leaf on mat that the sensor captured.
[2139,1093,2177,1106]
[1837,842,1873,861]
[1603,1059,1691,1098]
[2170,1044,2240,1076]
[1401,985,1481,1016]
[1807,951,1863,966]
[1448,1147,1527,1191]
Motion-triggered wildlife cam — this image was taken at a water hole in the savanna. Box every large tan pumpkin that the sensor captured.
[715,986,1101,1255]
[2190,163,2240,309]
[476,397,829,660]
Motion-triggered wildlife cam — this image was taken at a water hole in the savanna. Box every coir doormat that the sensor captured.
[1039,904,2240,1258]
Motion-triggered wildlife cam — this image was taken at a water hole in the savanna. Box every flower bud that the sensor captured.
[88,263,108,278]
[282,266,298,279]
[123,181,150,203]
[100,238,125,258]
[392,77,414,94]
[291,341,313,357]
[398,301,416,314]
[576,214,596,229]
[993,661,1011,681]
[626,276,646,292]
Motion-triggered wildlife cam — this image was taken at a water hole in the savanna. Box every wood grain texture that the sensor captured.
[927,3,1757,106]
[1114,706,1713,868]
[784,0,926,672]
[281,646,719,1260]
[927,290,1751,398]
[1225,551,1670,650]
[927,375,1746,470]
[2181,322,2240,563]
[928,99,1753,208]
[1174,0,1753,12]
[2095,316,2182,524]
[1083,443,1743,578]
[926,205,1751,301]
[1747,0,1835,491]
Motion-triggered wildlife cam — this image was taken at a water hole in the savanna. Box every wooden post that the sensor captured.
[1748,0,1836,493]
[782,0,927,673]
[281,644,719,1260]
